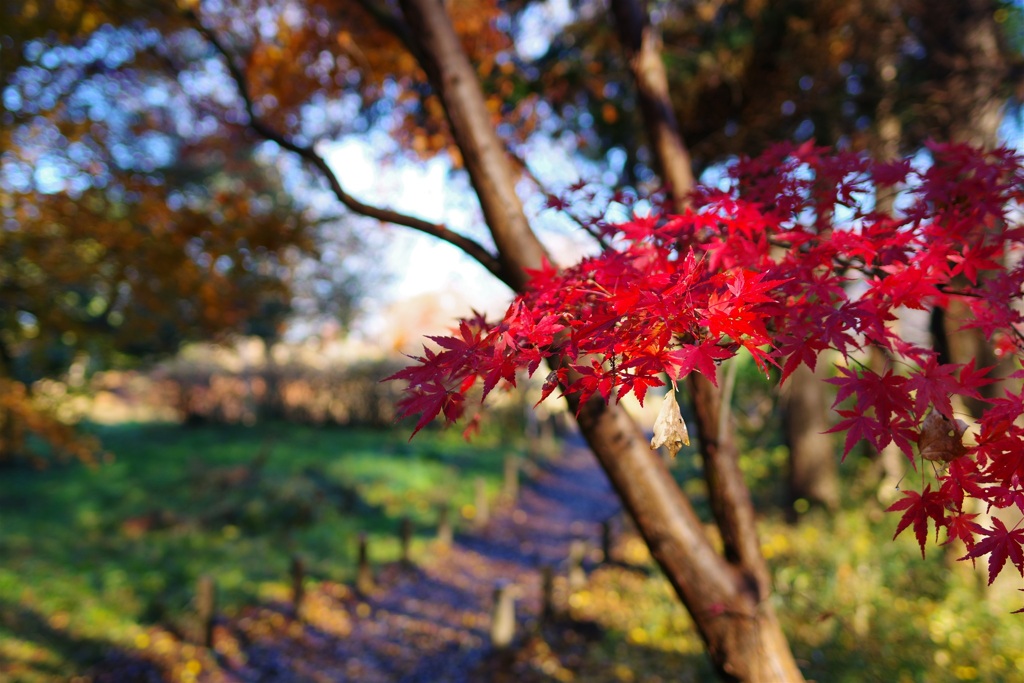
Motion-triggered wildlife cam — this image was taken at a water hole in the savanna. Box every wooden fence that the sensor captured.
[188,452,625,652]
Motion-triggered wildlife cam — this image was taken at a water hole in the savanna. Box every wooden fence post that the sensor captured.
[540,564,555,624]
[290,555,305,620]
[436,503,453,547]
[539,414,556,456]
[601,518,613,564]
[490,580,516,648]
[399,516,413,569]
[620,507,636,536]
[356,532,374,594]
[520,453,540,480]
[503,454,519,502]
[195,575,216,649]
[474,477,489,527]
[568,539,587,591]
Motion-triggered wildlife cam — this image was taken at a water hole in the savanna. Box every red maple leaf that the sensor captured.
[958,359,995,398]
[664,341,733,386]
[827,410,883,460]
[962,518,1024,585]
[827,365,911,427]
[904,356,962,420]
[943,511,980,553]
[396,380,466,438]
[887,487,948,558]
[948,241,1005,284]
[873,158,913,186]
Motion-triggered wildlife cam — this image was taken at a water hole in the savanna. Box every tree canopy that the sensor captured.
[4,0,1024,676]
[1,0,376,460]
[393,140,1024,586]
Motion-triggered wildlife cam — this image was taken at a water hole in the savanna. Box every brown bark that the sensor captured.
[781,363,839,514]
[609,0,695,202]
[573,394,799,682]
[915,0,1010,147]
[686,373,770,588]
[393,1,546,292]
[398,0,804,679]
[610,0,802,678]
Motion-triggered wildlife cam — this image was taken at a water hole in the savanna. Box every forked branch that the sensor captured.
[184,9,506,282]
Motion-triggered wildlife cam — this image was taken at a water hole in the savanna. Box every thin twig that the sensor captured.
[505,144,613,251]
[183,9,506,281]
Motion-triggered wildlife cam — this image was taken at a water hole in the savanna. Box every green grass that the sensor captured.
[557,413,1024,683]
[4,413,1024,682]
[556,518,1023,683]
[554,352,1024,683]
[565,498,1024,683]
[0,421,519,680]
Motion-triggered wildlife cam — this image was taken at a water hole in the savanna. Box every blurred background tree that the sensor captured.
[523,0,1022,168]
[3,0,1021,503]
[2,0,1022,676]
[523,0,1023,512]
[0,1,373,462]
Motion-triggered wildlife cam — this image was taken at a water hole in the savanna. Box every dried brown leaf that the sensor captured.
[918,410,968,463]
[651,389,689,458]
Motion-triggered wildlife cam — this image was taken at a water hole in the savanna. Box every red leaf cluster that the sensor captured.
[390,142,1024,587]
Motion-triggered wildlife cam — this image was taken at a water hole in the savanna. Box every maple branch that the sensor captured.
[934,283,1024,351]
[507,146,613,251]
[334,1,597,260]
[349,0,426,66]
[611,0,781,608]
[935,283,1024,299]
[184,9,507,283]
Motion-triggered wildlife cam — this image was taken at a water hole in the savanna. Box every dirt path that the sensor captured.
[94,439,622,682]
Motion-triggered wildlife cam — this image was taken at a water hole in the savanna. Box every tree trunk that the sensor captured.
[398,0,803,679]
[917,0,1007,408]
[918,0,1016,605]
[916,0,1011,147]
[781,363,839,516]
[608,0,694,200]
[865,21,909,500]
[573,394,802,682]
[611,0,801,676]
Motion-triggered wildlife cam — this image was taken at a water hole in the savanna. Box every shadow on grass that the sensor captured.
[0,421,522,681]
[465,620,715,683]
[451,443,620,574]
[0,599,164,682]
[196,558,711,683]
